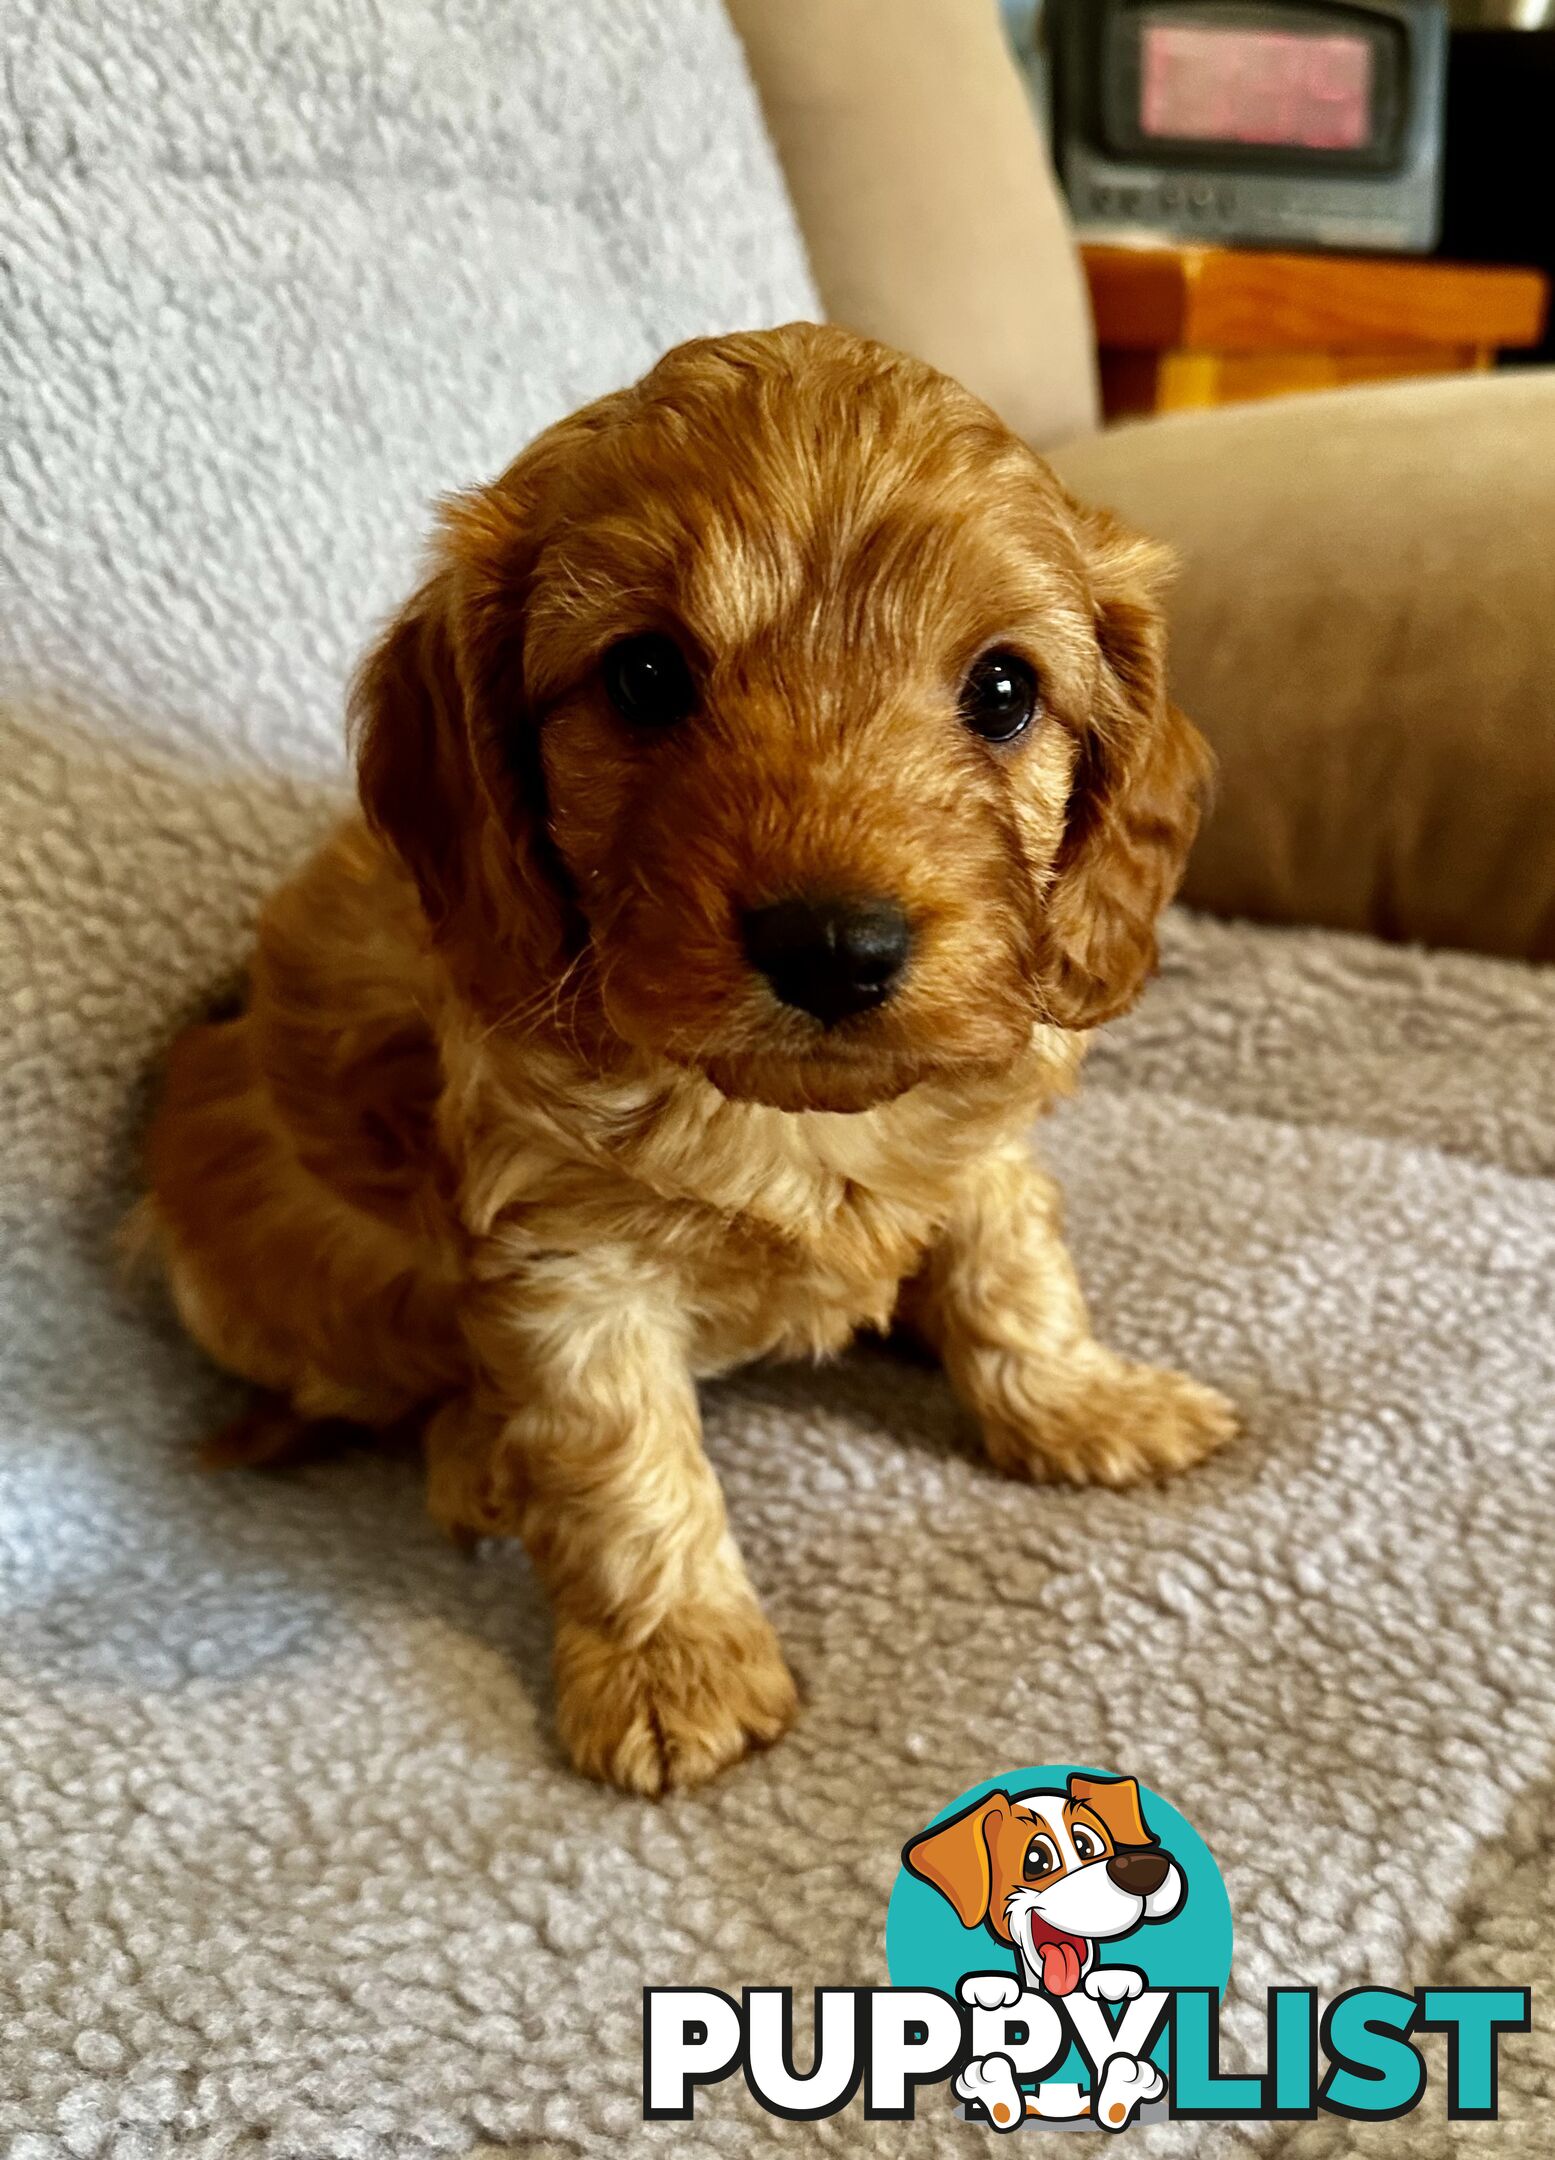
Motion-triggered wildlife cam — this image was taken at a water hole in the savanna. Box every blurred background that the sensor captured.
[998,0,1554,382]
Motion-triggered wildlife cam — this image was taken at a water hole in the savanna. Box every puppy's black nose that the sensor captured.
[1106,1850,1170,1897]
[742,894,911,1027]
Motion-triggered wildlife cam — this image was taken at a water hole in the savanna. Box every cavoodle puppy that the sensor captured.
[141,323,1234,1794]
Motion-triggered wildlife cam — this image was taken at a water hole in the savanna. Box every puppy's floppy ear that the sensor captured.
[350,488,572,962]
[351,575,473,931]
[1068,1773,1156,1850]
[1038,506,1213,1030]
[903,1792,1011,1928]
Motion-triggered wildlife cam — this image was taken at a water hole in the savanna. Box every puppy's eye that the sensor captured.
[959,650,1040,744]
[1023,1834,1061,1880]
[1072,1826,1103,1862]
[602,633,697,728]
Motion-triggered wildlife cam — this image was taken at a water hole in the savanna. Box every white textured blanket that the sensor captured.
[4,897,1553,2156]
[4,0,1551,2151]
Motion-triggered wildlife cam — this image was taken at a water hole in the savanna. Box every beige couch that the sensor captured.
[732,0,1555,962]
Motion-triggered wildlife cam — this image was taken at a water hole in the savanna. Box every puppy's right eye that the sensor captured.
[1023,1834,1060,1879]
[959,649,1039,744]
[602,633,697,728]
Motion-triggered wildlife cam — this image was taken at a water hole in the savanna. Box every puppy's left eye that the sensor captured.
[602,633,697,728]
[958,650,1040,744]
[1072,1826,1103,1861]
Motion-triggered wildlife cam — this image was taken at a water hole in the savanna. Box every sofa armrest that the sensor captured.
[727,0,1099,450]
[1050,369,1555,961]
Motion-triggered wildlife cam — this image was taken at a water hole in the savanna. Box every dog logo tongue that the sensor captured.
[1031,1919,1086,1996]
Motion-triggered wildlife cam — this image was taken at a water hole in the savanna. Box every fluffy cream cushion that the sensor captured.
[1054,369,1555,960]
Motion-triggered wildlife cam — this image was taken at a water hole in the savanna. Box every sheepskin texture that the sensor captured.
[6,886,1555,2159]
[4,1,1554,2154]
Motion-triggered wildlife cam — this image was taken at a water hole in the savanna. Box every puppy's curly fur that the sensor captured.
[141,325,1233,1794]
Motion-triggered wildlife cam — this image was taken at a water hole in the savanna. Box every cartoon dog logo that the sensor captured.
[903,1774,1184,2131]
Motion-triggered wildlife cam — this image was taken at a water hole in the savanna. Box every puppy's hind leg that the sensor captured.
[200,1395,339,1470]
[901,1149,1235,1488]
[142,1013,464,1461]
[198,1394,418,1472]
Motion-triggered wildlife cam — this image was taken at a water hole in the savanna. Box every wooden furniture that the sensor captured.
[1082,244,1549,420]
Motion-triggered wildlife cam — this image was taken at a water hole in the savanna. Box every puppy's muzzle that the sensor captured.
[1106,1849,1171,1897]
[742,893,911,1027]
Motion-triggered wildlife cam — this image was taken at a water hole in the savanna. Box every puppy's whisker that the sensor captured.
[479,947,594,1047]
[551,953,596,1063]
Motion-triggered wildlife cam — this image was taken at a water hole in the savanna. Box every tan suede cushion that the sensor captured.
[1052,370,1555,960]
[727,0,1099,449]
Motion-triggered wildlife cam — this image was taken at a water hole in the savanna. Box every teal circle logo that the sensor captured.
[886,1765,1232,2128]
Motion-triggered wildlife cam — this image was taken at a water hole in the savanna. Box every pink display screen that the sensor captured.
[1140,22,1374,151]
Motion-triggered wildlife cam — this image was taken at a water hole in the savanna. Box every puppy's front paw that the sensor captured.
[554,1601,799,1796]
[959,1972,1024,2012]
[1093,2053,1165,2132]
[955,2055,1025,2132]
[982,1353,1235,1490]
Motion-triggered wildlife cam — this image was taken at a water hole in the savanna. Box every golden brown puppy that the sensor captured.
[141,324,1234,1795]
